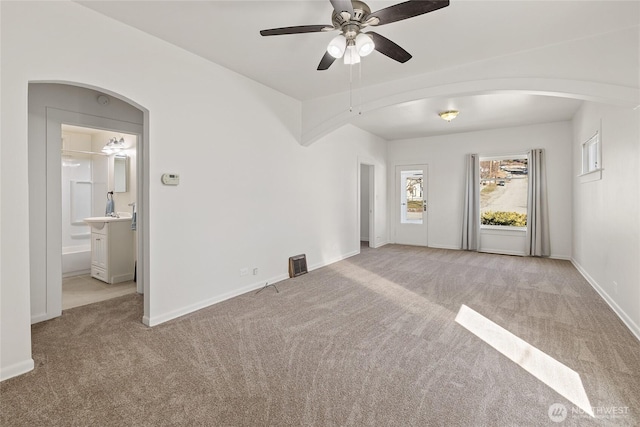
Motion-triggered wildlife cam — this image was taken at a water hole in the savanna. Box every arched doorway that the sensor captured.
[28,82,150,325]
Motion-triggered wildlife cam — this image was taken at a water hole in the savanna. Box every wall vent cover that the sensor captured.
[288,254,308,278]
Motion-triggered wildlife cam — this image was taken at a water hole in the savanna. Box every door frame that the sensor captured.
[357,159,376,249]
[30,106,147,324]
[393,163,429,246]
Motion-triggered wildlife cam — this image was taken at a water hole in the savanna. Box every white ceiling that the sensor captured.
[77,1,635,140]
[350,93,583,140]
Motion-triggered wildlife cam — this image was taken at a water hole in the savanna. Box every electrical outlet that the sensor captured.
[613,281,618,295]
[240,268,249,276]
[253,268,258,276]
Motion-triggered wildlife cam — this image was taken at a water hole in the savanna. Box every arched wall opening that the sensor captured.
[28,81,150,326]
[301,78,640,145]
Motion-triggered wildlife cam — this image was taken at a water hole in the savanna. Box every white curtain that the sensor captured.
[526,149,550,257]
[462,154,480,251]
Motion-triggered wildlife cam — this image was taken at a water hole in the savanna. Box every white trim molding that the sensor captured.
[146,249,361,327]
[0,358,34,382]
[572,258,640,342]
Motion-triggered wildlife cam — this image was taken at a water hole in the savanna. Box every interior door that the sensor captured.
[394,164,428,246]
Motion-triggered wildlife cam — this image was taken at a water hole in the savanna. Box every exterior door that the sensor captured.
[394,164,428,246]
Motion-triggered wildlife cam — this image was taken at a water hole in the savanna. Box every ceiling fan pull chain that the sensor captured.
[349,62,353,112]
[358,61,363,115]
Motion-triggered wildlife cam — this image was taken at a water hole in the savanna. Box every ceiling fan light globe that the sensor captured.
[355,33,375,57]
[343,45,361,64]
[327,34,347,58]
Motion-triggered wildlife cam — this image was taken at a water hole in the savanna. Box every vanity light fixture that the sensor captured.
[101,137,126,154]
[439,110,459,122]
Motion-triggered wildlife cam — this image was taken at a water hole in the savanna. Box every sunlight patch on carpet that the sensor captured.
[338,261,447,316]
[455,304,593,417]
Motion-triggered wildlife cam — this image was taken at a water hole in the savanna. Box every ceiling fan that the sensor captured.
[260,0,449,70]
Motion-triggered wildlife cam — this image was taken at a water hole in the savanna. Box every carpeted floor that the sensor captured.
[2,245,639,426]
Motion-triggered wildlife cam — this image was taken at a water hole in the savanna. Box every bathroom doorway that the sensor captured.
[60,124,139,309]
[28,83,149,325]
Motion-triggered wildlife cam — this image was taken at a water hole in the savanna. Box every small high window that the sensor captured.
[582,132,601,174]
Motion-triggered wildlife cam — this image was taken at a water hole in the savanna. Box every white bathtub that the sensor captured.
[62,245,91,277]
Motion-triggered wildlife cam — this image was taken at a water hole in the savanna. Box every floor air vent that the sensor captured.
[288,254,308,278]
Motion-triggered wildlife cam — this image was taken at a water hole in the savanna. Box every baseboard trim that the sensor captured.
[0,358,34,382]
[146,273,289,327]
[372,240,389,249]
[571,258,640,342]
[31,313,49,324]
[146,249,362,327]
[417,244,571,260]
[428,244,460,251]
[62,269,90,278]
[31,310,62,325]
[309,250,359,271]
[479,248,526,257]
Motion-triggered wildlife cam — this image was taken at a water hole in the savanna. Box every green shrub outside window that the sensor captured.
[481,211,527,227]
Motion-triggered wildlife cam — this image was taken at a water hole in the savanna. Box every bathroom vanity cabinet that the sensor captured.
[88,219,134,284]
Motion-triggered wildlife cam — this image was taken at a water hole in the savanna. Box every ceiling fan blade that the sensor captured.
[317,51,337,70]
[367,0,449,26]
[367,32,412,63]
[330,0,354,18]
[260,25,334,36]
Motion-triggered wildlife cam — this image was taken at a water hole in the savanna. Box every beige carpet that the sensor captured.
[2,245,639,426]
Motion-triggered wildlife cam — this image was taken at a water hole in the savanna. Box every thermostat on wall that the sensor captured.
[161,173,180,185]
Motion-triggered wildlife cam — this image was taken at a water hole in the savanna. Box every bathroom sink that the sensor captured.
[84,215,131,224]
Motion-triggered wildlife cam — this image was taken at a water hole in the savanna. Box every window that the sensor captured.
[400,170,423,224]
[480,155,528,227]
[581,132,601,174]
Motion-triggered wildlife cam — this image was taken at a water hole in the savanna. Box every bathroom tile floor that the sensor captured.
[62,275,137,310]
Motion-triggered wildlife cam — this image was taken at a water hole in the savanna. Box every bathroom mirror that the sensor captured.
[113,154,128,193]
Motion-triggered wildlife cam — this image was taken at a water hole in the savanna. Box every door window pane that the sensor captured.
[400,170,423,224]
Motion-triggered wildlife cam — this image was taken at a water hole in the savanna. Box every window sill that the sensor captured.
[578,168,603,183]
[480,225,527,233]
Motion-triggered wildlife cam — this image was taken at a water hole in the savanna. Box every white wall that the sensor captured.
[572,102,640,339]
[0,1,387,380]
[387,121,573,258]
[148,121,387,325]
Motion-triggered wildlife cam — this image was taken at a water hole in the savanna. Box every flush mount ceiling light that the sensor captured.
[439,110,459,122]
[102,137,125,154]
